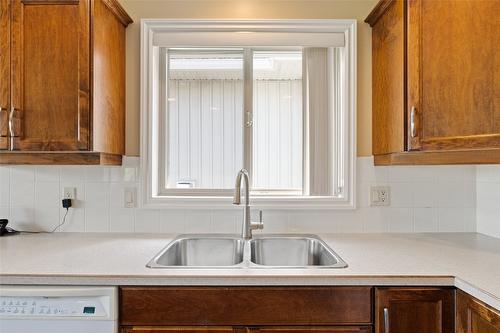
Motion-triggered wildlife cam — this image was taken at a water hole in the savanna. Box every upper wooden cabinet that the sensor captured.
[374,287,455,333]
[366,0,500,165]
[457,290,500,333]
[0,0,10,150]
[0,0,132,165]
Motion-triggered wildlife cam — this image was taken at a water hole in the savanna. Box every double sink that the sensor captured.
[147,234,348,269]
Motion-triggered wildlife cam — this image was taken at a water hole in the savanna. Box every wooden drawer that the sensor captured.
[249,327,373,333]
[120,287,373,326]
[121,327,372,333]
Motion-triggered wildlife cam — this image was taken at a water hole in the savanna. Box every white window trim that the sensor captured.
[140,19,357,209]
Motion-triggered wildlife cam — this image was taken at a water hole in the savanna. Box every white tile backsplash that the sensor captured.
[0,156,478,234]
[413,207,439,232]
[476,166,500,238]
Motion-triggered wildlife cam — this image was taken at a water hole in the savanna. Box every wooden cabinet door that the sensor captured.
[0,0,9,150]
[375,288,454,333]
[457,290,500,333]
[10,0,90,151]
[371,0,405,156]
[407,0,500,151]
[121,327,241,333]
[248,327,372,333]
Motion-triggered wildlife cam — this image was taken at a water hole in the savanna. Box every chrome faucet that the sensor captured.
[233,169,263,239]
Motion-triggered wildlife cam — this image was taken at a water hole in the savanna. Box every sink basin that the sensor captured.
[147,234,347,269]
[250,235,348,268]
[147,235,245,268]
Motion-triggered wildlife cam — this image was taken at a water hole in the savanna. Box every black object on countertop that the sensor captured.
[0,219,20,236]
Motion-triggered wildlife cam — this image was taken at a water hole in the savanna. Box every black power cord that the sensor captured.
[2,199,72,235]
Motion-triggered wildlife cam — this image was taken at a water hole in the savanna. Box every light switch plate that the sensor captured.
[370,186,390,206]
[124,187,137,208]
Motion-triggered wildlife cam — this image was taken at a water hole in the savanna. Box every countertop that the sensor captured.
[0,232,499,310]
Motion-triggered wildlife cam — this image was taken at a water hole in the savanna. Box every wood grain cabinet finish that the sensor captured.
[0,0,132,165]
[248,327,372,333]
[457,290,500,333]
[120,287,373,326]
[0,0,10,150]
[366,0,500,165]
[374,287,455,333]
[121,327,243,333]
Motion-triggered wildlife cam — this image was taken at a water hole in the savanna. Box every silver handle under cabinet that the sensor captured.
[383,307,390,333]
[410,106,417,138]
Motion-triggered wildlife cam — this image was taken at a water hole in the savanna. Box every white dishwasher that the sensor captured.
[0,286,118,333]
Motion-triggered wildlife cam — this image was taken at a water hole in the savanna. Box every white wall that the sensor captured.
[0,157,476,234]
[476,166,500,239]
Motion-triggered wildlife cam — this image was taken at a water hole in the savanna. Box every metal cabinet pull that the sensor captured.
[8,107,20,151]
[410,106,417,138]
[383,307,390,333]
[8,106,16,137]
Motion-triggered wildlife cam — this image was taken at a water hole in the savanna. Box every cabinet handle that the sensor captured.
[410,106,417,138]
[8,107,16,137]
[383,307,390,333]
[8,107,20,151]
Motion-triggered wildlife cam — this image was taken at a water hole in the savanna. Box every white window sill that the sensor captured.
[142,195,356,210]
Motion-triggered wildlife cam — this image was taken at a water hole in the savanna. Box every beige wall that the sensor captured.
[119,0,377,157]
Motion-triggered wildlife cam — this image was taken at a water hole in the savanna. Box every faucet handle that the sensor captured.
[252,210,264,230]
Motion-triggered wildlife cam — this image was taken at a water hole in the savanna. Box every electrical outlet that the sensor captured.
[370,186,390,206]
[63,187,76,200]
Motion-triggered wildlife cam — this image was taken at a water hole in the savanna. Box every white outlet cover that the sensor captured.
[63,187,76,200]
[370,186,390,206]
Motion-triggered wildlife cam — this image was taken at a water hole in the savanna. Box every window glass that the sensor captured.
[166,49,244,189]
[252,51,303,193]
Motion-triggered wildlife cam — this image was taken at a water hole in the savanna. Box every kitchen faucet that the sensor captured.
[233,169,264,239]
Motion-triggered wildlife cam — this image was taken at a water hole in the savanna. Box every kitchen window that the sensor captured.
[141,20,357,208]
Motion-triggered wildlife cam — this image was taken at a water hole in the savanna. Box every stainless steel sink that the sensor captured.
[147,235,245,268]
[250,235,348,268]
[147,234,347,269]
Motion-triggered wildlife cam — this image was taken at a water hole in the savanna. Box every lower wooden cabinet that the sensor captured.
[121,327,240,333]
[248,327,372,333]
[120,287,372,326]
[121,286,478,333]
[457,290,500,333]
[374,287,455,333]
[121,327,372,333]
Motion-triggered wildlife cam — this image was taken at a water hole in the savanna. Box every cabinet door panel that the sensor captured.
[10,0,90,151]
[375,288,454,333]
[249,327,372,333]
[371,0,405,155]
[408,0,500,151]
[0,0,9,150]
[457,290,500,333]
[121,327,240,333]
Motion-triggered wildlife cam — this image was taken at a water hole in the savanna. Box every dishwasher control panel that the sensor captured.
[0,296,106,317]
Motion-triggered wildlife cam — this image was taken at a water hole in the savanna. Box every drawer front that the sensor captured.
[249,327,372,333]
[121,327,240,333]
[120,287,373,326]
[121,327,372,333]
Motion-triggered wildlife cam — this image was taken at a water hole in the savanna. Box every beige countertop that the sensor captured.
[0,232,498,310]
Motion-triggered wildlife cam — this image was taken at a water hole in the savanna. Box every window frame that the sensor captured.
[140,19,357,209]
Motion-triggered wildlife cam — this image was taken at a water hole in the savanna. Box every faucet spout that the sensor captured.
[233,169,263,239]
[233,169,250,206]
